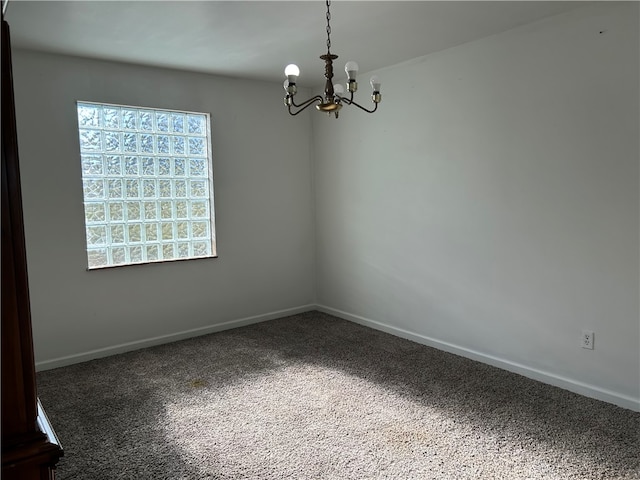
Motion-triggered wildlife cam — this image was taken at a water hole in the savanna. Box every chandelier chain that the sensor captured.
[326,0,331,52]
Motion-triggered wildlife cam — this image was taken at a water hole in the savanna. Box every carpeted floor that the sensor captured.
[37,311,639,479]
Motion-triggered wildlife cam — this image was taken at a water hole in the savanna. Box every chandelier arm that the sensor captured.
[337,96,379,114]
[288,105,309,116]
[288,96,325,116]
[290,95,324,109]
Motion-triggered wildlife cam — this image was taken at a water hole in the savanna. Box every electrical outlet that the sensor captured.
[581,330,594,350]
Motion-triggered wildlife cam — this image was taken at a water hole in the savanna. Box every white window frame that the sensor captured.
[76,101,217,269]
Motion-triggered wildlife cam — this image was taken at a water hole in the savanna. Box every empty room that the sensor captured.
[2,1,638,479]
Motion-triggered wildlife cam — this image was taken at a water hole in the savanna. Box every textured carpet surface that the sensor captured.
[37,311,639,479]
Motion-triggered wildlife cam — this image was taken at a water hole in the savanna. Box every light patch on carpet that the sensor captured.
[163,364,437,478]
[160,363,610,479]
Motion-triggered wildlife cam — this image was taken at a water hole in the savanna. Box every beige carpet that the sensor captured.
[37,311,640,479]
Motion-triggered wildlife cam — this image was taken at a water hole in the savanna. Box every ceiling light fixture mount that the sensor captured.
[283,0,381,118]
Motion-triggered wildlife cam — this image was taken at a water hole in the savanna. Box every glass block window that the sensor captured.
[76,102,216,269]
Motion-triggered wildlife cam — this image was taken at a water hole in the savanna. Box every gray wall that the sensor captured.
[12,52,316,367]
[313,3,639,410]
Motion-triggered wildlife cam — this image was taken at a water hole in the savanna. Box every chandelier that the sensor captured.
[283,0,381,118]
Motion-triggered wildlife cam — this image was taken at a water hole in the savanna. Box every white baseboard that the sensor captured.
[35,304,316,372]
[316,305,640,413]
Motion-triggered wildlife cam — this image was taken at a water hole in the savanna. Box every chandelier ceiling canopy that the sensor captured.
[283,0,381,118]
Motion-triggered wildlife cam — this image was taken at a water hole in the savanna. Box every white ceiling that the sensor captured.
[6,1,593,87]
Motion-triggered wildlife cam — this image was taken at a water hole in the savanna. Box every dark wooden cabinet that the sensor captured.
[2,15,64,479]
